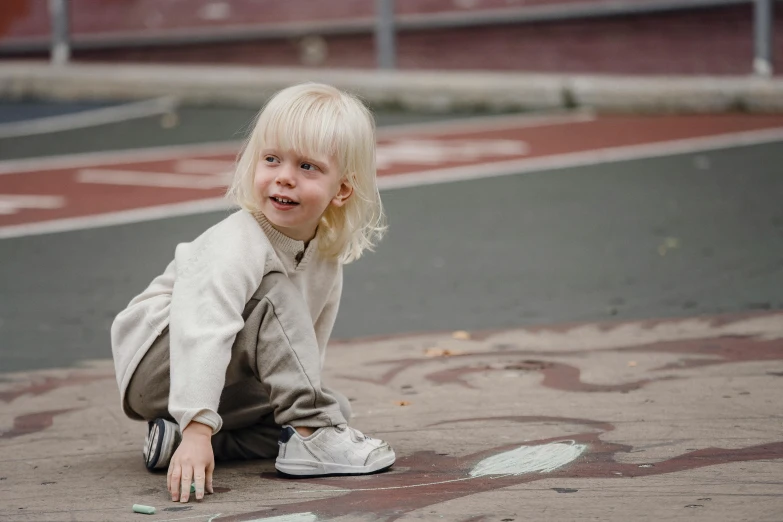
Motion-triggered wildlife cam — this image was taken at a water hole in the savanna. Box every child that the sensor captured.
[111,83,394,503]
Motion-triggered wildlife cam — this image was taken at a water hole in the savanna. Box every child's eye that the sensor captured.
[300,162,319,171]
[264,156,279,163]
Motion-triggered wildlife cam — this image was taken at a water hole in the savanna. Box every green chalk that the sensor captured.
[191,483,196,494]
[132,504,156,515]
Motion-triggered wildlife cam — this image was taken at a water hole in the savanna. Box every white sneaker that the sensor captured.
[143,418,181,470]
[275,425,395,477]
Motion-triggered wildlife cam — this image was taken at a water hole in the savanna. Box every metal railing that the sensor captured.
[48,0,70,66]
[754,0,775,75]
[46,0,776,75]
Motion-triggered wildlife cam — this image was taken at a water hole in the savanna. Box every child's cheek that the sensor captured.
[253,168,267,195]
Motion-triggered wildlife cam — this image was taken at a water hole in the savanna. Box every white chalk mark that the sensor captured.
[245,512,317,522]
[0,194,65,215]
[297,476,476,494]
[470,441,586,476]
[157,513,222,522]
[296,441,585,496]
[0,96,178,139]
[77,168,231,189]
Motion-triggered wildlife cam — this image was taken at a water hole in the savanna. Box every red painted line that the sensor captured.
[1,114,783,232]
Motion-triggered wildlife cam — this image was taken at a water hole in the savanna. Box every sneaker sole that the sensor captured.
[275,453,396,478]
[145,419,176,470]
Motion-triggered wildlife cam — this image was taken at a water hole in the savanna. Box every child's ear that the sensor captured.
[331,178,354,208]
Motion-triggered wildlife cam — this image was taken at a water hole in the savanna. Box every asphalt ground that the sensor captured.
[0,100,782,522]
[1,102,783,373]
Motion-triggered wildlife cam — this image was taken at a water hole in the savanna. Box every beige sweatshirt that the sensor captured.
[110,210,342,434]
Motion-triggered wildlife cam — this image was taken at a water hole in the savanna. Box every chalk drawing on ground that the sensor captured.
[469,440,587,477]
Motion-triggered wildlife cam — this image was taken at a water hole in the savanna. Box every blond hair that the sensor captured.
[227,83,386,263]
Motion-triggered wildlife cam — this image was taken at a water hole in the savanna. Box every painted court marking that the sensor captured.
[77,168,233,189]
[0,194,66,215]
[0,110,587,175]
[0,96,179,139]
[376,124,783,190]
[2,112,783,239]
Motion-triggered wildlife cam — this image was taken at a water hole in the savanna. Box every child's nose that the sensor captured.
[275,165,296,187]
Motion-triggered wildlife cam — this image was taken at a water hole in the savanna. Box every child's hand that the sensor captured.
[167,421,215,502]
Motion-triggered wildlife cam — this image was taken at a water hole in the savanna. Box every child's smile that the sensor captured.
[269,195,299,209]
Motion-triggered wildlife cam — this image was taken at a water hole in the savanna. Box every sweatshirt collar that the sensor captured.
[251,210,318,268]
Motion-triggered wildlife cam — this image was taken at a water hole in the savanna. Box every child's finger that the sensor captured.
[193,468,205,500]
[179,464,193,503]
[206,461,214,495]
[170,464,182,501]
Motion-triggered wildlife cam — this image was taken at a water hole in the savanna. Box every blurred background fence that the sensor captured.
[0,0,778,76]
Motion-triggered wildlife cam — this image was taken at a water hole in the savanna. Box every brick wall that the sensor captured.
[0,0,686,39]
[67,5,780,76]
[3,2,780,76]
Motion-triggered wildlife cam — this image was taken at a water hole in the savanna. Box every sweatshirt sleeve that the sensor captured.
[313,267,343,367]
[168,223,269,434]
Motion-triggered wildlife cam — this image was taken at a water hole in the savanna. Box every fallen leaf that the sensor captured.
[395,400,412,406]
[451,330,471,340]
[424,348,463,357]
[160,112,179,129]
[658,237,680,256]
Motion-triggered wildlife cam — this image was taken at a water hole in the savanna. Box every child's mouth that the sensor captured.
[270,196,299,208]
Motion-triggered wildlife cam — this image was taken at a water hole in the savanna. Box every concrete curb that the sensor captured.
[1,61,782,113]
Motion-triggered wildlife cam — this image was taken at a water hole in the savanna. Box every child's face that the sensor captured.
[254,148,352,241]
